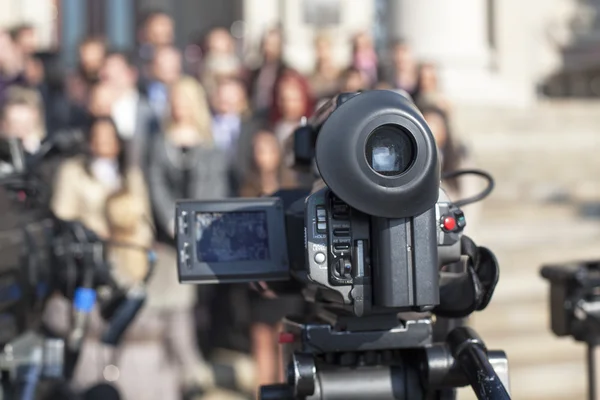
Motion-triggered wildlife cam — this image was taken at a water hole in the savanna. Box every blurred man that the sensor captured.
[0,86,45,154]
[65,37,107,118]
[200,28,242,95]
[137,9,175,75]
[247,27,287,118]
[100,52,159,173]
[144,45,182,118]
[9,24,38,58]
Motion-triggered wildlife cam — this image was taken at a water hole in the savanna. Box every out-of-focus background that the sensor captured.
[2,1,600,399]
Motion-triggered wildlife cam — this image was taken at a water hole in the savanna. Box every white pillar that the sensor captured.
[242,0,280,66]
[389,0,515,104]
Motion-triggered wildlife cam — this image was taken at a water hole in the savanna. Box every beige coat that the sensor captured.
[48,157,209,399]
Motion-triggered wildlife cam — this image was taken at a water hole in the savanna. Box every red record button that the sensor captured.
[442,216,457,232]
[278,332,296,344]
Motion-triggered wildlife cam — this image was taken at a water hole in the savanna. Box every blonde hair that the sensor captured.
[165,76,213,146]
[1,86,46,141]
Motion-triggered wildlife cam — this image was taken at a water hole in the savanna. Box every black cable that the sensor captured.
[442,169,495,207]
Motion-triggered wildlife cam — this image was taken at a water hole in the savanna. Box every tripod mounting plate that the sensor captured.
[283,315,432,354]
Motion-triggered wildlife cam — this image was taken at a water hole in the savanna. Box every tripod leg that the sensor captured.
[588,344,600,400]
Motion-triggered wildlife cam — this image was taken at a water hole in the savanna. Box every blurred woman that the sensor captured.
[247,27,287,118]
[270,70,314,188]
[148,77,229,370]
[49,116,213,400]
[271,70,314,149]
[150,76,229,240]
[239,131,303,392]
[239,130,296,197]
[351,31,378,88]
[414,63,451,113]
[421,105,481,231]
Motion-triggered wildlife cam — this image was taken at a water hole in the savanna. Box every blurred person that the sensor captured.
[239,131,302,391]
[380,39,418,96]
[137,9,175,75]
[100,51,159,173]
[247,27,287,117]
[309,33,342,100]
[351,31,378,88]
[200,27,242,96]
[414,62,451,113]
[49,116,213,400]
[271,70,314,148]
[144,45,182,118]
[0,85,45,155]
[340,66,367,92]
[239,130,296,197]
[149,76,228,241]
[66,37,107,107]
[0,29,26,102]
[210,77,262,194]
[9,24,38,57]
[270,69,314,189]
[420,105,481,229]
[87,82,115,118]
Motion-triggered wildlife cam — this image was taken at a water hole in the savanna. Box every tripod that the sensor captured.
[260,313,511,400]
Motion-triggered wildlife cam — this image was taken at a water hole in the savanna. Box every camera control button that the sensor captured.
[314,252,326,264]
[333,228,350,237]
[316,207,327,222]
[317,222,327,233]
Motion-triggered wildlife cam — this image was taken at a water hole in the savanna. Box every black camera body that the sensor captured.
[176,91,509,400]
[177,91,466,315]
[541,261,600,341]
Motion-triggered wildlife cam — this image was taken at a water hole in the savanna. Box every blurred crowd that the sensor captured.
[0,9,475,400]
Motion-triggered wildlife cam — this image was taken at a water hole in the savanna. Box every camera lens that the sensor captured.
[365,125,415,176]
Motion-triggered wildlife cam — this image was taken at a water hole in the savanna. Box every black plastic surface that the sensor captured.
[315,90,440,219]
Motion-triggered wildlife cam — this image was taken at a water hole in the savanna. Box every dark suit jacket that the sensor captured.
[229,116,267,195]
[128,96,160,179]
[246,61,287,118]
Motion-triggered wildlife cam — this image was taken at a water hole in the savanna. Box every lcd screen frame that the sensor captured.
[176,198,289,284]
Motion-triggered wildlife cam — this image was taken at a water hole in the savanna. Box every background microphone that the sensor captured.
[82,383,122,400]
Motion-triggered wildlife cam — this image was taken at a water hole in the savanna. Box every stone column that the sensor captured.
[61,0,87,67]
[388,0,503,104]
[106,0,135,50]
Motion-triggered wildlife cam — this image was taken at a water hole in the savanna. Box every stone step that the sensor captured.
[468,299,549,338]
[454,100,600,136]
[474,331,583,368]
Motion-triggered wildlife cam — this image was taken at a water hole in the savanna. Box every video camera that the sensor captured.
[541,260,600,400]
[0,135,154,397]
[176,90,510,399]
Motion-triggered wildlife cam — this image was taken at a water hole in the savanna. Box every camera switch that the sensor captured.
[334,228,350,237]
[317,222,327,233]
[314,252,326,264]
[316,207,327,222]
[334,243,350,251]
